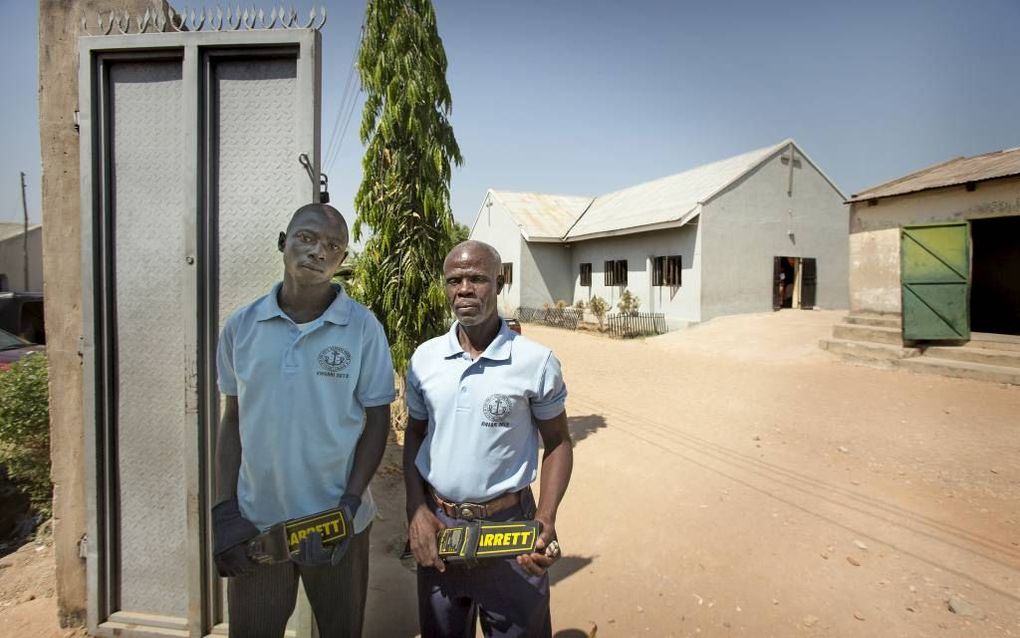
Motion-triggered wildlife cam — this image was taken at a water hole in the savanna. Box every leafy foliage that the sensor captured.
[451,221,470,245]
[353,0,463,375]
[0,354,51,516]
[617,289,641,316]
[588,296,609,330]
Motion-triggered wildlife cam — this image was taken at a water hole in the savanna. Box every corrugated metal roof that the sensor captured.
[563,139,791,240]
[850,147,1020,202]
[489,190,592,240]
[0,223,38,242]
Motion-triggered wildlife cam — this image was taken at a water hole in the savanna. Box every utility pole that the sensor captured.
[20,171,29,291]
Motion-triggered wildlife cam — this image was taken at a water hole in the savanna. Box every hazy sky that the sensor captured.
[2,0,1018,231]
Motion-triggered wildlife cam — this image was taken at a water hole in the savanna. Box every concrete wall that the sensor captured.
[848,177,1020,314]
[700,146,849,320]
[520,241,572,308]
[39,0,165,626]
[468,192,523,315]
[569,224,702,326]
[0,226,43,292]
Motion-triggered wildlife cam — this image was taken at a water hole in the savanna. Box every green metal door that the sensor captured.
[901,222,970,340]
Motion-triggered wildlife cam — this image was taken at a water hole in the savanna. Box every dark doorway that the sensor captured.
[773,257,817,310]
[971,216,1020,335]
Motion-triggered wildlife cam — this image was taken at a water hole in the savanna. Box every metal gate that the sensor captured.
[901,222,971,341]
[78,11,322,637]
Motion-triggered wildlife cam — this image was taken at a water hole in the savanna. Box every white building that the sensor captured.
[469,139,848,327]
[0,223,43,293]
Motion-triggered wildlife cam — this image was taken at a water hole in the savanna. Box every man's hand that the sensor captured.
[516,516,559,576]
[293,531,347,567]
[212,499,259,578]
[407,504,447,572]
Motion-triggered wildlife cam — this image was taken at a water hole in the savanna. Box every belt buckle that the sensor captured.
[456,502,484,520]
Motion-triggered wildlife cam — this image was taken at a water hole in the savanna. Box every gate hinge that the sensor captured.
[78,534,88,559]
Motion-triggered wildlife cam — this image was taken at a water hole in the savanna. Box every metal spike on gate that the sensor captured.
[81,3,327,34]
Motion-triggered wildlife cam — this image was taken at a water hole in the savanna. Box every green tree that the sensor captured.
[354,0,463,375]
[452,221,470,244]
[0,354,51,516]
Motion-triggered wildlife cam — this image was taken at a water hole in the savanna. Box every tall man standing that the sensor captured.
[404,240,573,637]
[213,203,395,637]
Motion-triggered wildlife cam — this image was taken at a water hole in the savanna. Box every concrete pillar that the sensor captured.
[38,0,168,627]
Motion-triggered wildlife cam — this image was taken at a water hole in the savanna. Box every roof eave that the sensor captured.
[847,172,1020,205]
[564,208,700,242]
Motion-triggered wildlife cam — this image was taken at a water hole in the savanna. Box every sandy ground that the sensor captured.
[3,310,1018,636]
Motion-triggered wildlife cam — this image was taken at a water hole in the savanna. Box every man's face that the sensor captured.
[278,209,348,286]
[444,246,504,327]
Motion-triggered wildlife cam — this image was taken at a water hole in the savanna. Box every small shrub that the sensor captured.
[588,296,608,330]
[574,299,586,310]
[0,353,51,517]
[555,299,568,310]
[617,289,640,316]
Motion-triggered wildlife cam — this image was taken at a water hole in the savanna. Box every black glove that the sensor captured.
[212,499,260,577]
[293,493,360,567]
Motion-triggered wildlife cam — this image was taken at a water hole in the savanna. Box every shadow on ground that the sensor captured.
[567,414,607,445]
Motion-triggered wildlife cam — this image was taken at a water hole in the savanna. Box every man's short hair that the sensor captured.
[287,203,350,242]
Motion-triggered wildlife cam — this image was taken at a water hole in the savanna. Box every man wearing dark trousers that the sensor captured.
[404,240,574,637]
[213,203,395,637]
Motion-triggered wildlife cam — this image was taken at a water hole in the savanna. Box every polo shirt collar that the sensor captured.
[255,282,353,326]
[444,319,514,361]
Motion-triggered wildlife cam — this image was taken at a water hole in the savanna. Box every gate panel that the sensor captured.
[901,223,970,340]
[109,60,189,619]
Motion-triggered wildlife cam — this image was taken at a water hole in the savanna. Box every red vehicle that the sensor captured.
[0,328,44,371]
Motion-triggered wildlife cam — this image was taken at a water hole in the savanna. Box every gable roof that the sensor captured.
[485,190,593,241]
[849,146,1020,203]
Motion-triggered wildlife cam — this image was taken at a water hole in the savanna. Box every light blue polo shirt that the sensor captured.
[217,283,395,533]
[405,321,567,503]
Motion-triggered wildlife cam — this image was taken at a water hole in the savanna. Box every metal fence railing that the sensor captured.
[514,307,583,330]
[606,312,667,338]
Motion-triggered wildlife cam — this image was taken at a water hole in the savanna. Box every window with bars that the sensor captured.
[579,263,592,286]
[604,259,628,286]
[501,262,513,285]
[652,255,682,286]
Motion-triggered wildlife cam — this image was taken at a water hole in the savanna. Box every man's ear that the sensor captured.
[496,274,505,294]
[277,232,286,253]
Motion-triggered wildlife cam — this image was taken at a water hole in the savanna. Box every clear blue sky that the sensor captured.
[3,0,1018,231]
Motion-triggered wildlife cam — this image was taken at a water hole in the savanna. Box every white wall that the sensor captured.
[568,224,702,326]
[700,147,848,319]
[0,226,44,292]
[520,241,573,308]
[848,177,1020,314]
[468,192,523,315]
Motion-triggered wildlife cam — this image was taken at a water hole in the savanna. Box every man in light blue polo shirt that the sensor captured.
[213,203,395,637]
[404,240,574,637]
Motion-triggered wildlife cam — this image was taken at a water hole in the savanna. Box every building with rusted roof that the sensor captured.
[469,139,849,326]
[821,147,1020,384]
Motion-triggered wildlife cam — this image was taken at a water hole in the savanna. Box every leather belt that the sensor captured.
[432,489,522,520]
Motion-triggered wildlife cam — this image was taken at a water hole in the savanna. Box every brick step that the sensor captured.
[898,357,1020,386]
[922,345,1020,369]
[845,313,901,329]
[832,323,902,345]
[819,338,920,365]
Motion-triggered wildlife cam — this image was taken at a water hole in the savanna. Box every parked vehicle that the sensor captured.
[0,328,44,370]
[0,292,45,345]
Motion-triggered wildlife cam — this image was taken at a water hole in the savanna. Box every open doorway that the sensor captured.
[971,216,1020,336]
[773,257,817,310]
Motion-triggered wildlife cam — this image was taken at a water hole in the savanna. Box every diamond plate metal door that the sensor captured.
[80,28,321,638]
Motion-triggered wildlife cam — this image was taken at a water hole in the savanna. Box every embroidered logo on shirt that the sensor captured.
[481,394,514,427]
[317,346,352,379]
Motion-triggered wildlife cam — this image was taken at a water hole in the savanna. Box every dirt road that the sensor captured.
[4,310,1018,636]
[368,310,1020,636]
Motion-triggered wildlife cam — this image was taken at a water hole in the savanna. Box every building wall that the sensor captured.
[0,226,44,292]
[468,192,523,315]
[568,224,702,326]
[520,241,572,308]
[848,177,1020,314]
[700,147,849,320]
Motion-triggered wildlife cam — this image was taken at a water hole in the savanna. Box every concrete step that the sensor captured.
[845,313,901,329]
[922,345,1020,369]
[819,338,920,364]
[832,323,903,345]
[897,357,1020,385]
[969,333,1020,353]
